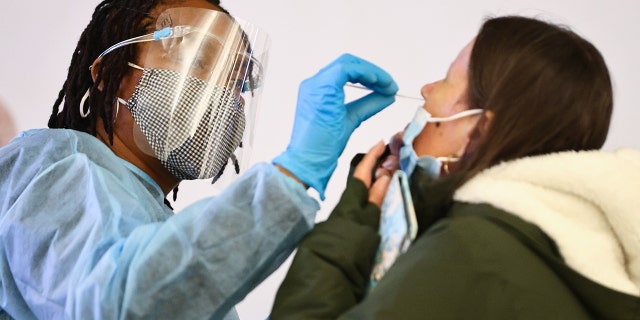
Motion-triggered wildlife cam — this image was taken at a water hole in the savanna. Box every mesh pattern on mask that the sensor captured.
[129,68,245,180]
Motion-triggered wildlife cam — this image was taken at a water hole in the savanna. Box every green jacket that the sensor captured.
[271,150,640,319]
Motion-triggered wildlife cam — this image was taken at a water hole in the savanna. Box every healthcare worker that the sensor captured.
[0,0,397,319]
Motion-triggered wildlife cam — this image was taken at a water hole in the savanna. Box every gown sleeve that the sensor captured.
[1,133,319,320]
[77,163,319,320]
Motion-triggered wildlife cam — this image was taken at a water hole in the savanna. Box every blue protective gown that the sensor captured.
[0,128,319,319]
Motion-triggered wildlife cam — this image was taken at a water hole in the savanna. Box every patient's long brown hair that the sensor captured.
[453,15,613,187]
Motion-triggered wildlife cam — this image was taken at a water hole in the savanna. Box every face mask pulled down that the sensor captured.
[399,106,482,178]
[124,67,246,180]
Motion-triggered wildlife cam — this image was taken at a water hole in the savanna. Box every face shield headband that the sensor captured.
[96,7,270,184]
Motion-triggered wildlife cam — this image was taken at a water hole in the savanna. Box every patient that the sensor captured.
[271,15,640,320]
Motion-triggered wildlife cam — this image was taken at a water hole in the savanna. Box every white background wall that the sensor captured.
[1,0,638,319]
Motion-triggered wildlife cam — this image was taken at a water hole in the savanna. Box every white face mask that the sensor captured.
[399,106,483,178]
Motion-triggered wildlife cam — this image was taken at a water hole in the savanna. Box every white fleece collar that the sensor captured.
[454,148,640,296]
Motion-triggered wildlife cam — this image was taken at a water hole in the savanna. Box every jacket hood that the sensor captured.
[454,148,640,297]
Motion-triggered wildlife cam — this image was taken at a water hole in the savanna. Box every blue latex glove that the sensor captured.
[273,53,398,200]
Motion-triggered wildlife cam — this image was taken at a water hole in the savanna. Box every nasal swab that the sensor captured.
[345,83,424,101]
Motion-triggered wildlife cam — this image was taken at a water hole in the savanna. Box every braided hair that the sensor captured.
[48,0,227,143]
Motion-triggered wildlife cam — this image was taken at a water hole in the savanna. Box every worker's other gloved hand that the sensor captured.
[273,54,398,200]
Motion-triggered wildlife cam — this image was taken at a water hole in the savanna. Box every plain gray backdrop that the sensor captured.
[1,0,638,318]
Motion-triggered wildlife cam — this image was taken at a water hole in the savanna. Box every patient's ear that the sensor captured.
[478,110,494,136]
[467,110,494,141]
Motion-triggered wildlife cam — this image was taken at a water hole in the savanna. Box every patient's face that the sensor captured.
[411,39,481,159]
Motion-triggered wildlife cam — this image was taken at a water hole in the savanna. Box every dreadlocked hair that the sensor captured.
[48,0,227,144]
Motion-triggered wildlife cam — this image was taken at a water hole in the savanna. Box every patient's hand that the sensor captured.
[375,131,403,179]
[354,141,392,207]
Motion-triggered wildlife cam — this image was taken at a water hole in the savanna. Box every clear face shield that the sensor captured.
[100,7,269,182]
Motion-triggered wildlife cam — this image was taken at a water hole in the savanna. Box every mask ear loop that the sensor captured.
[429,109,483,174]
[80,89,91,118]
[127,62,144,71]
[115,99,120,121]
[115,97,129,122]
[429,109,484,122]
